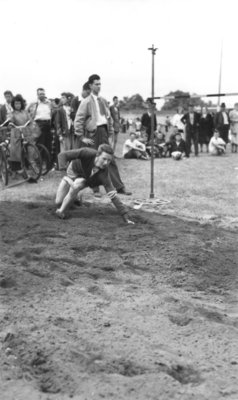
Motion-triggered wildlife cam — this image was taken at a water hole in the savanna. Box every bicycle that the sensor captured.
[36,143,51,176]
[8,121,42,182]
[0,120,11,185]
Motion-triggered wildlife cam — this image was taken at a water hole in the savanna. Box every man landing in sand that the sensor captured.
[55,144,134,224]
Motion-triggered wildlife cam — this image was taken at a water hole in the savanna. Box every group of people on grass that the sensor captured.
[122,102,238,161]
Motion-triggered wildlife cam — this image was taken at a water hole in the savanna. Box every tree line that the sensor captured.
[119,91,215,111]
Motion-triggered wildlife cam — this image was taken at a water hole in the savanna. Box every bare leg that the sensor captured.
[58,178,86,215]
[55,179,70,206]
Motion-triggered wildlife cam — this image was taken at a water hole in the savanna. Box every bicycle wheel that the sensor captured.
[37,144,51,176]
[0,147,8,185]
[21,143,42,181]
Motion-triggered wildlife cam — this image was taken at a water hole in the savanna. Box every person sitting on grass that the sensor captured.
[147,131,167,158]
[55,144,134,224]
[122,132,149,160]
[208,130,226,156]
[170,131,187,160]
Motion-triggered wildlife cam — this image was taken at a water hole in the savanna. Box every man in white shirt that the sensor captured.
[28,88,52,156]
[171,107,185,139]
[208,130,226,155]
[123,132,148,159]
[74,74,131,195]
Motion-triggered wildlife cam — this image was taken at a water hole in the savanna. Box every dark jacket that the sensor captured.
[56,106,71,136]
[181,112,200,132]
[214,111,229,130]
[110,105,120,132]
[170,139,186,154]
[0,104,8,124]
[141,112,157,137]
[70,96,80,121]
[58,147,128,219]
[199,113,214,143]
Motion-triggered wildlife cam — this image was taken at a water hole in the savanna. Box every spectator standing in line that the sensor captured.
[0,90,13,124]
[141,99,157,143]
[51,98,61,168]
[171,107,185,139]
[122,132,148,159]
[229,103,238,153]
[74,74,131,196]
[208,130,226,155]
[181,104,200,157]
[71,82,91,149]
[165,115,171,133]
[57,92,74,151]
[214,102,230,144]
[110,96,121,152]
[28,88,52,156]
[199,106,214,153]
[134,117,142,134]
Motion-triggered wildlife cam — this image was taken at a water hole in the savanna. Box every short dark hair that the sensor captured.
[4,90,13,97]
[54,98,60,105]
[82,82,90,91]
[61,92,68,98]
[113,96,118,101]
[11,94,26,110]
[37,88,45,93]
[97,144,114,156]
[88,74,100,85]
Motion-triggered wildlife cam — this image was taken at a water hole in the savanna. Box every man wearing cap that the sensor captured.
[214,103,230,144]
[74,74,131,196]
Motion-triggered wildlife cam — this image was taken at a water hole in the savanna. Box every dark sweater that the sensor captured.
[58,147,128,219]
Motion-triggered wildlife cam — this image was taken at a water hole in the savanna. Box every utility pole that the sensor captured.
[217,41,223,107]
[148,44,157,199]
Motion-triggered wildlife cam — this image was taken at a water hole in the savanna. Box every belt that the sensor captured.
[35,119,51,123]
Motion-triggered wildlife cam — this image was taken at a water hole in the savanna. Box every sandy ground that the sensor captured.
[0,164,238,400]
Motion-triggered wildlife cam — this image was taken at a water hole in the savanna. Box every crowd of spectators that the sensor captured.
[122,101,238,160]
[0,88,237,182]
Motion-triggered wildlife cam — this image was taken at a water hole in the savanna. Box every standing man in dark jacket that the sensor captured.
[214,102,230,144]
[181,104,200,157]
[110,96,120,152]
[0,90,13,124]
[141,100,157,143]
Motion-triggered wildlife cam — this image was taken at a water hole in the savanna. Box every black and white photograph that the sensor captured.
[0,0,237,399]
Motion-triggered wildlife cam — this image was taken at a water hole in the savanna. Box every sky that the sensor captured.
[0,0,238,107]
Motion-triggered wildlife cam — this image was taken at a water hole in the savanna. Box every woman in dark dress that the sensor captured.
[199,106,214,152]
